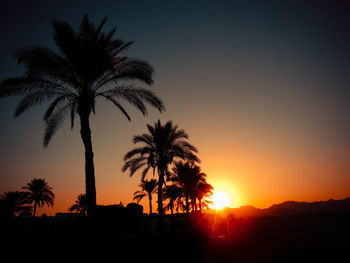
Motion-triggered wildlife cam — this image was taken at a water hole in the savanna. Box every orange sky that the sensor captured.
[1,1,350,216]
[4,106,348,216]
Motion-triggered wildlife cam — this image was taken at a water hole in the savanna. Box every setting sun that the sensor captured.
[211,190,232,209]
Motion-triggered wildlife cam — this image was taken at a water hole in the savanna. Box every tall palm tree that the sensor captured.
[0,191,32,217]
[69,193,87,215]
[133,178,157,215]
[22,178,54,217]
[171,161,207,213]
[0,15,164,216]
[123,120,199,215]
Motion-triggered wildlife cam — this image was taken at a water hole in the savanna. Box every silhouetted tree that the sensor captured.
[133,179,157,215]
[176,196,187,213]
[22,178,54,217]
[196,182,214,213]
[171,161,207,213]
[0,191,31,217]
[69,194,87,215]
[0,15,164,216]
[122,120,199,215]
[164,184,182,215]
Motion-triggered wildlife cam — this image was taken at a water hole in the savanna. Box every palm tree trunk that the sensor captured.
[191,198,196,213]
[79,111,96,217]
[32,201,37,217]
[185,194,189,214]
[157,169,165,215]
[170,200,174,215]
[149,194,152,215]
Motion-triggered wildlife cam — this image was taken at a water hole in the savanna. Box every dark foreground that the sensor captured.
[1,212,349,262]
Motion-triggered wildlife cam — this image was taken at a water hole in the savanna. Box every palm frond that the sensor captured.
[141,166,151,181]
[133,190,143,195]
[134,88,165,112]
[51,19,78,66]
[123,147,152,161]
[111,59,154,86]
[184,151,200,163]
[15,46,79,88]
[43,94,74,121]
[133,134,154,146]
[14,90,56,117]
[94,16,108,36]
[104,27,117,42]
[133,193,146,203]
[43,102,73,147]
[98,85,163,115]
[121,156,147,177]
[79,14,94,41]
[98,85,148,114]
[111,41,134,55]
[177,141,198,153]
[0,77,68,98]
[171,129,189,141]
[99,94,131,121]
[70,100,78,129]
[92,59,154,91]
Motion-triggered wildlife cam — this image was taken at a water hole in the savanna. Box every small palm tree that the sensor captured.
[22,178,54,217]
[0,15,164,216]
[171,161,207,213]
[69,194,87,215]
[133,179,157,215]
[164,184,182,215]
[196,182,214,213]
[123,120,199,215]
[0,191,32,217]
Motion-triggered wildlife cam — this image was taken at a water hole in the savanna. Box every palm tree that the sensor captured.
[133,179,157,215]
[0,15,164,216]
[22,178,54,217]
[196,181,214,213]
[164,184,182,215]
[122,120,199,215]
[69,194,87,215]
[171,161,207,213]
[0,191,32,217]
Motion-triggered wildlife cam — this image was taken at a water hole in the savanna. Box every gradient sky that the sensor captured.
[1,0,349,215]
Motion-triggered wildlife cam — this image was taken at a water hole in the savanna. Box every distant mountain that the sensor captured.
[222,197,350,218]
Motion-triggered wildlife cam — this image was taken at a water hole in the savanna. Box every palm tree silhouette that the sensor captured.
[171,161,207,213]
[0,191,32,217]
[0,15,164,216]
[123,120,199,215]
[164,184,182,215]
[196,181,214,213]
[133,179,157,215]
[69,194,87,215]
[22,178,54,217]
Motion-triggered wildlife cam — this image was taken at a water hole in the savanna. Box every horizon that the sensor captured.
[1,0,350,216]
[40,196,350,216]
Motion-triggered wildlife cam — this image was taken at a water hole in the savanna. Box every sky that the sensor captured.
[0,0,349,215]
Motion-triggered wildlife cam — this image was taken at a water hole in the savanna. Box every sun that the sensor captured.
[211,190,232,209]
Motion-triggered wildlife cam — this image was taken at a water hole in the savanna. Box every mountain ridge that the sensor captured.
[220,197,350,218]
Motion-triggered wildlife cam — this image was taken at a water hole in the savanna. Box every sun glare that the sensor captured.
[211,190,232,209]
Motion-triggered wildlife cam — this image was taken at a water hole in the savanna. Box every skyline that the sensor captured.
[1,0,350,215]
